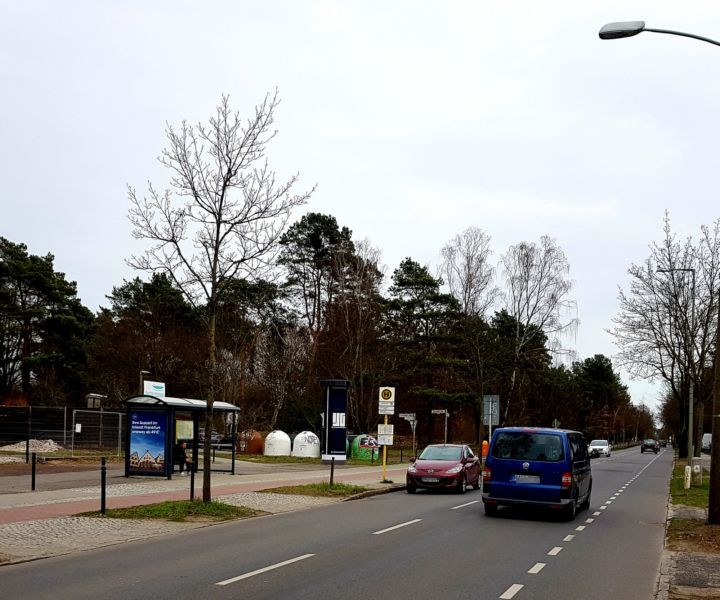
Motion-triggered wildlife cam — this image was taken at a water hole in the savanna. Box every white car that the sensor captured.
[588,439,611,457]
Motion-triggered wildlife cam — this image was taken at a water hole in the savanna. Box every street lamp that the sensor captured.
[600,20,720,524]
[657,268,696,460]
[139,370,150,395]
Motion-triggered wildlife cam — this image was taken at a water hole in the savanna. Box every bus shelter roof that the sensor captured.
[125,395,240,412]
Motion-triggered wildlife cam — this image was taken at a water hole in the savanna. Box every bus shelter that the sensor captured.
[124,395,240,479]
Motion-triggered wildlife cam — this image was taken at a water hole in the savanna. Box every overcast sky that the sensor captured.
[3,1,719,412]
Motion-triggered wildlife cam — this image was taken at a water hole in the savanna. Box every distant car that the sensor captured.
[588,439,611,458]
[482,427,592,520]
[641,439,659,453]
[406,443,481,494]
[659,439,668,448]
[702,433,712,453]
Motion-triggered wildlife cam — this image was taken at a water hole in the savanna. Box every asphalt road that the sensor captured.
[2,447,672,600]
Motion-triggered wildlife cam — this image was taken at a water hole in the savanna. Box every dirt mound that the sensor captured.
[0,439,64,453]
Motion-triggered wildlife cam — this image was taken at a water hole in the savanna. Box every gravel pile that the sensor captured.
[0,439,63,453]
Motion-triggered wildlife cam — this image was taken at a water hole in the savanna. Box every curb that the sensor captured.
[342,484,406,501]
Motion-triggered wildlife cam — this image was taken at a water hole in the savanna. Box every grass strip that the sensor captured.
[259,482,368,497]
[670,461,710,507]
[667,518,720,554]
[78,500,263,522]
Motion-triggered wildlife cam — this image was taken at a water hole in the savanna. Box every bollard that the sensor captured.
[31,452,36,491]
[101,457,107,515]
[400,448,403,463]
[684,465,692,490]
[213,446,216,463]
[25,437,30,464]
[190,464,195,501]
[330,457,335,487]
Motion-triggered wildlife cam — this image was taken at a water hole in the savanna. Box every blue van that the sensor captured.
[482,427,592,520]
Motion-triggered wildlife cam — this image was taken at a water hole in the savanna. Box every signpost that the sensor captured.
[400,413,417,457]
[432,409,449,444]
[378,387,395,481]
[483,395,500,442]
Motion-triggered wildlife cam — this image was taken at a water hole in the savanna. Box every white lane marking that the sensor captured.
[593,512,601,516]
[600,506,607,510]
[451,500,479,510]
[499,584,524,599]
[611,495,618,499]
[528,562,546,574]
[563,534,575,542]
[585,518,594,523]
[548,546,563,556]
[372,519,422,535]
[216,554,315,586]
[604,501,612,505]
[576,525,586,531]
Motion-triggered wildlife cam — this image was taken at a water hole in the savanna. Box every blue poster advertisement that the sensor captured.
[128,411,167,474]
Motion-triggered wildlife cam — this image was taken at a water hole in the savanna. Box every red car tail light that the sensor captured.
[482,466,492,482]
[561,471,573,488]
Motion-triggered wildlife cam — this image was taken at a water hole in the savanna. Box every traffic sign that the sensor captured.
[378,387,395,415]
[378,434,394,446]
[431,409,448,415]
[378,424,394,435]
[399,413,415,419]
[483,395,499,426]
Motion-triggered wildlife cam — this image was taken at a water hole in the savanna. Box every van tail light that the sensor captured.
[482,466,492,482]
[561,472,573,488]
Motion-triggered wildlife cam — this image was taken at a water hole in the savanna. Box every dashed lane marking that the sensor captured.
[451,500,479,510]
[499,584,524,599]
[576,525,586,531]
[593,512,601,516]
[216,554,315,586]
[548,546,563,556]
[563,535,575,542]
[372,519,422,535]
[585,518,594,523]
[528,563,546,574]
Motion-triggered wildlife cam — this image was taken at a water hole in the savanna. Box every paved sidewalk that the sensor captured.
[0,461,407,565]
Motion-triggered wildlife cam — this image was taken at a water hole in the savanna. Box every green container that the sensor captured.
[350,434,380,461]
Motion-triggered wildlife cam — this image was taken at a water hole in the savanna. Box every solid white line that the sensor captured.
[499,584,524,599]
[372,519,422,535]
[528,562,546,574]
[585,518,594,523]
[548,546,563,556]
[451,500,479,510]
[563,534,575,542]
[216,554,315,586]
[576,525,586,531]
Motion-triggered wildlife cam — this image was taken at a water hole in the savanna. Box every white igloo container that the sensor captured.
[291,431,321,458]
[264,430,292,456]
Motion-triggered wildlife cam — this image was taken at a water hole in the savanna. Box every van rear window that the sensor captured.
[491,432,564,462]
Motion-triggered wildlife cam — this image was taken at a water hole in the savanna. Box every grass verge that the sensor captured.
[259,482,368,497]
[667,518,720,554]
[78,500,264,522]
[670,460,710,507]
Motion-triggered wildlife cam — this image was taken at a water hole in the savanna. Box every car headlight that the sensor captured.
[445,465,463,474]
[408,466,417,474]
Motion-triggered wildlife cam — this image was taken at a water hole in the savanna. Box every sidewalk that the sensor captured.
[0,460,407,565]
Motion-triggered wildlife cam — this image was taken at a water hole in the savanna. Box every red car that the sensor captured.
[406,443,481,494]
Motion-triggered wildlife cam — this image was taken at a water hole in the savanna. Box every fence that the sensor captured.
[0,406,125,457]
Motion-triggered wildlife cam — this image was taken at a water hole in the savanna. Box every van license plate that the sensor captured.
[422,477,440,483]
[514,474,540,484]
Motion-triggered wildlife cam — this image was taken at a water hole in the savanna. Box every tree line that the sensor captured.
[1,94,656,464]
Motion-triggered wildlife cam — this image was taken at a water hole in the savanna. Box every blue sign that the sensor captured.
[128,410,167,475]
[321,380,349,463]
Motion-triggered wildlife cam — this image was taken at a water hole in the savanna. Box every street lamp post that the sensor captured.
[600,20,720,523]
[658,268,696,460]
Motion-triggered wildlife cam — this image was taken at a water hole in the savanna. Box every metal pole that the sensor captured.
[382,415,388,481]
[100,457,107,515]
[190,463,195,500]
[444,411,448,444]
[689,269,695,458]
[31,452,36,491]
[330,456,335,487]
[25,436,29,464]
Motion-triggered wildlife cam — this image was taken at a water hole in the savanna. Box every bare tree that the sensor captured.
[501,235,577,419]
[611,213,720,457]
[127,91,313,501]
[439,226,498,317]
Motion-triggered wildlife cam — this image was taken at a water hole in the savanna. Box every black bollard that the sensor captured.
[31,452,36,491]
[25,437,30,464]
[190,464,195,501]
[100,457,107,515]
[330,457,335,487]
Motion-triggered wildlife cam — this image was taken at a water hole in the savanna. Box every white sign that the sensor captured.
[399,413,415,419]
[144,380,166,399]
[332,412,346,428]
[377,434,394,445]
[483,395,499,426]
[431,409,447,415]
[75,423,82,433]
[378,387,395,415]
[378,424,394,435]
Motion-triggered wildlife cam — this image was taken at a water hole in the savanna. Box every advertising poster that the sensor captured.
[128,410,167,475]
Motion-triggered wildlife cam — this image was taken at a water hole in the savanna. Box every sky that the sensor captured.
[3,1,720,413]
